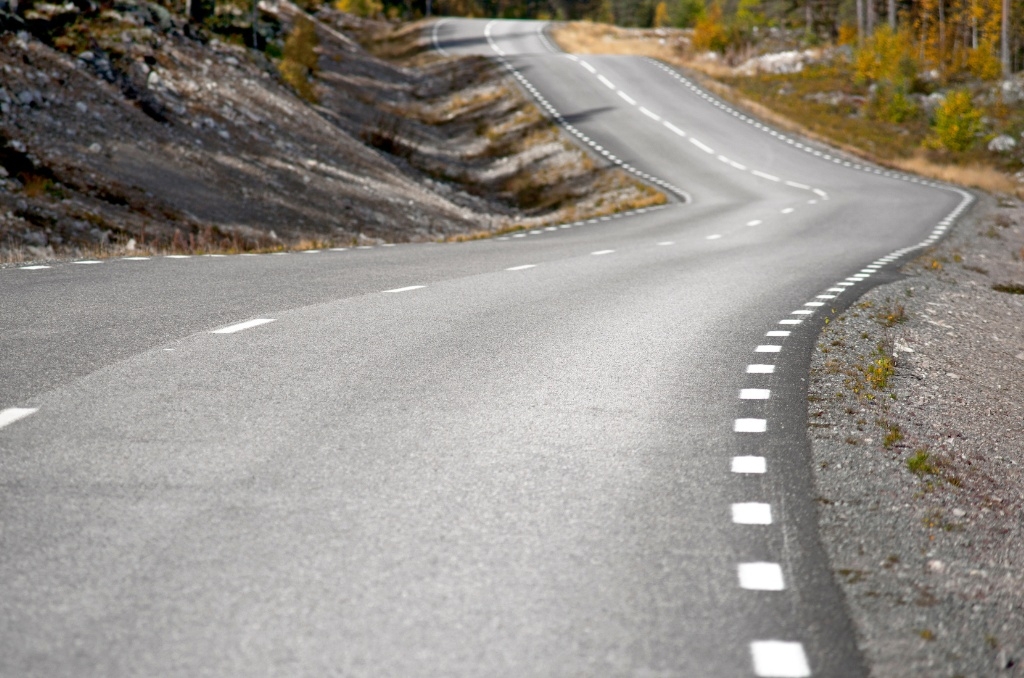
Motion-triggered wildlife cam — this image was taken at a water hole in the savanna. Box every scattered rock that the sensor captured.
[988,134,1016,152]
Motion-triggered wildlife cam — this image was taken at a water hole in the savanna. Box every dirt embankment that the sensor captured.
[0,8,661,261]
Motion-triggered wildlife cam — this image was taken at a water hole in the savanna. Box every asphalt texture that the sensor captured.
[0,18,973,677]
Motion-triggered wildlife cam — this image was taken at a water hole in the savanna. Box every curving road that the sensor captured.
[0,18,972,678]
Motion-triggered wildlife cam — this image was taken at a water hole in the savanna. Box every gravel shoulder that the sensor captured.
[807,192,1024,677]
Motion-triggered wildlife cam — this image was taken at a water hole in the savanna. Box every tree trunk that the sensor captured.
[1002,0,1011,77]
[888,0,895,28]
[856,0,864,42]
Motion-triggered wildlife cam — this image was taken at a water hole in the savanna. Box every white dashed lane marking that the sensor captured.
[732,502,772,524]
[689,138,714,154]
[740,389,770,400]
[664,121,686,136]
[732,456,766,474]
[19,265,50,270]
[211,318,276,334]
[383,285,426,293]
[755,345,781,353]
[746,364,774,374]
[591,250,614,256]
[597,75,615,89]
[617,91,637,105]
[734,418,767,433]
[0,407,38,430]
[738,562,785,591]
[506,264,536,271]
[750,641,811,677]
[72,260,102,265]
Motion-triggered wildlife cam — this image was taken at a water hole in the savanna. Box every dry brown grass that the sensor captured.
[551,21,1022,198]
[552,22,687,59]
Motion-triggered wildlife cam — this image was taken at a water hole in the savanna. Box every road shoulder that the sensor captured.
[807,193,1024,677]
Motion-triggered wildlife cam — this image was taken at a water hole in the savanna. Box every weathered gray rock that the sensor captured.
[988,134,1016,152]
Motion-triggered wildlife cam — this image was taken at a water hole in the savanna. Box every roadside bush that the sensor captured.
[854,25,918,86]
[335,0,383,17]
[652,1,670,26]
[691,2,728,52]
[674,0,705,27]
[867,82,918,123]
[967,40,1002,81]
[279,15,319,103]
[927,89,983,152]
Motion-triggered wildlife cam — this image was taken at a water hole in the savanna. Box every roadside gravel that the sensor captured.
[808,192,1024,677]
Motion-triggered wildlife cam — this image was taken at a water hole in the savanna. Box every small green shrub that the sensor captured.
[279,15,319,103]
[907,449,937,475]
[927,90,983,152]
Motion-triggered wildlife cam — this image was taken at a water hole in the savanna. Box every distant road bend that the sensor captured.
[0,17,973,678]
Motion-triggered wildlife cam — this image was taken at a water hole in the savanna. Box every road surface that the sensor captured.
[0,18,971,678]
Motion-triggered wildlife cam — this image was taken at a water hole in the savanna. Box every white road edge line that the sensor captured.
[0,407,38,430]
[750,641,811,677]
[732,456,766,473]
[738,562,785,591]
[211,318,276,334]
[732,502,772,524]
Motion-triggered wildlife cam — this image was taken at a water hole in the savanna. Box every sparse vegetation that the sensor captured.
[992,282,1024,294]
[279,15,320,103]
[907,448,938,476]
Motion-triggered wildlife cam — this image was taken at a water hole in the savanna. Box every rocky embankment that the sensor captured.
[0,6,660,261]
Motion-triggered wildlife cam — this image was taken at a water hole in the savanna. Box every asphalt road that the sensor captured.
[0,18,972,678]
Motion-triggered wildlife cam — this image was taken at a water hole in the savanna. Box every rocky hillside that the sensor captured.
[0,4,662,261]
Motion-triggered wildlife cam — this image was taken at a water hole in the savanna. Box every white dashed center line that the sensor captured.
[617,91,637,105]
[740,389,770,400]
[211,318,276,334]
[165,255,191,259]
[664,121,686,137]
[383,285,426,293]
[765,330,790,337]
[506,264,536,271]
[755,345,781,353]
[591,250,614,256]
[597,75,615,89]
[781,208,795,214]
[0,407,38,430]
[123,256,150,260]
[747,220,762,226]
[639,107,660,121]
[20,265,50,270]
[752,170,780,182]
[657,241,675,246]
[706,234,722,240]
[689,138,714,154]
[73,260,102,265]
[732,502,772,524]
[746,364,775,374]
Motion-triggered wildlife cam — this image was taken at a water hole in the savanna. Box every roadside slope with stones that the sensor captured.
[0,6,661,262]
[808,193,1024,678]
